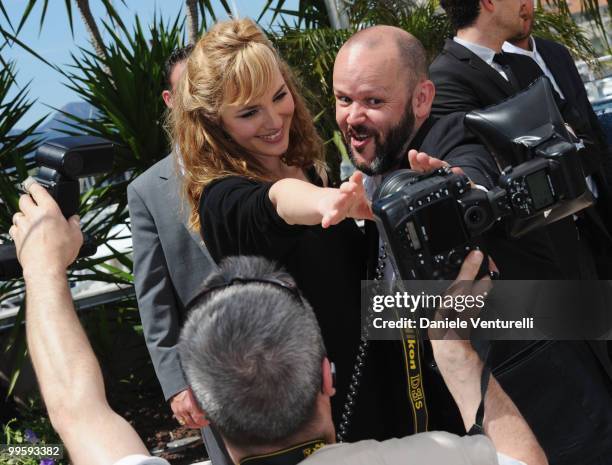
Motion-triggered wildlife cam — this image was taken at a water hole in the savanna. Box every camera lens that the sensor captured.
[464,205,486,229]
[375,169,423,200]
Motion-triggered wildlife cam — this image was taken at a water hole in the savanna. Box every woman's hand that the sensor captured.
[319,171,374,228]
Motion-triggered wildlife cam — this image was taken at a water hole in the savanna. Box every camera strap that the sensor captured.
[239,440,326,465]
[336,243,429,441]
[399,325,429,432]
[379,246,429,433]
[467,344,492,436]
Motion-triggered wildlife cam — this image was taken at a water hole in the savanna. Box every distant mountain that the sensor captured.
[39,101,98,139]
[9,101,97,150]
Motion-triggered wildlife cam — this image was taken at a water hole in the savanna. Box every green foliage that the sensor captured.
[533,8,600,65]
[14,0,229,37]
[348,0,452,61]
[259,0,331,29]
[0,61,43,382]
[0,61,43,237]
[1,400,68,465]
[273,27,351,179]
[540,0,611,51]
[60,14,184,172]
[1,14,187,396]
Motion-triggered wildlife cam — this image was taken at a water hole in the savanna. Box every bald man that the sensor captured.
[332,25,612,464]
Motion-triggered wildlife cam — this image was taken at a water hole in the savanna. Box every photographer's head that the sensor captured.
[170,18,325,230]
[333,26,434,176]
[162,45,194,109]
[178,256,336,461]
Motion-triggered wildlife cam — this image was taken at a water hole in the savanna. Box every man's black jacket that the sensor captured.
[534,37,612,275]
[430,39,602,175]
[364,113,612,465]
[534,37,612,186]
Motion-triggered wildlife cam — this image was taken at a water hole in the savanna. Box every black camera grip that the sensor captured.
[0,244,21,281]
[0,235,97,281]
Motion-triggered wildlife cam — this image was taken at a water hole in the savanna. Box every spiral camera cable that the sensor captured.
[336,246,430,441]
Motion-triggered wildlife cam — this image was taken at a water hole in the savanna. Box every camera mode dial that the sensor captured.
[510,180,533,215]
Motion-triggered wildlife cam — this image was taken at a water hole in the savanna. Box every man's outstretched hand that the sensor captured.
[9,179,83,277]
[408,149,464,176]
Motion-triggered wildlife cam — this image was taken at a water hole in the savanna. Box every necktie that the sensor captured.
[493,52,520,91]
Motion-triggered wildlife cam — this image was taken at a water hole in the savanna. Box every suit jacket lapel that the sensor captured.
[444,39,516,97]
[534,38,572,102]
[159,155,210,254]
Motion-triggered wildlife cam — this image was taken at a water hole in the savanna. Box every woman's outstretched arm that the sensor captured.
[269,171,373,228]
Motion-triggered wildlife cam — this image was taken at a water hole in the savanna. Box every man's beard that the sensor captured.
[346,103,416,176]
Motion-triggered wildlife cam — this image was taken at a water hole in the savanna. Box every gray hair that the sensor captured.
[179,256,326,447]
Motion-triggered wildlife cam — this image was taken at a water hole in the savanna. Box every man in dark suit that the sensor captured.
[334,26,612,465]
[428,2,612,464]
[503,0,612,278]
[430,0,602,177]
[431,0,607,276]
[128,47,228,464]
[430,0,540,116]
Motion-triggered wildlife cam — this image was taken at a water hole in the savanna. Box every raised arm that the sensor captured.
[431,252,548,465]
[268,171,373,228]
[10,181,155,465]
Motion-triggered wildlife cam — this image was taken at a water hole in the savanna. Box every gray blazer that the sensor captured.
[128,155,217,400]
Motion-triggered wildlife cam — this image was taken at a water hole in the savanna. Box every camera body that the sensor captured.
[496,138,591,235]
[466,77,592,236]
[0,136,116,280]
[34,136,115,218]
[373,140,587,280]
[373,78,592,281]
[373,167,493,280]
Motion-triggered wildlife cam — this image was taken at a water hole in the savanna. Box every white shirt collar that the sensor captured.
[453,36,497,67]
[502,37,536,58]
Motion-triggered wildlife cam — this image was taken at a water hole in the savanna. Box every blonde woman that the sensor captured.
[169,19,391,441]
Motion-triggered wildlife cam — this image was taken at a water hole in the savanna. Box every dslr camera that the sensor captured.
[373,78,592,280]
[0,136,116,280]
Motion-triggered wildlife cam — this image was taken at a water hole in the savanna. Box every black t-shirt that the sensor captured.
[200,173,386,439]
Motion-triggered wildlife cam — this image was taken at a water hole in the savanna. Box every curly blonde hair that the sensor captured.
[169,18,326,231]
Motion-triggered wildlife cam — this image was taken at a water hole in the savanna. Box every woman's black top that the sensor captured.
[199,173,391,440]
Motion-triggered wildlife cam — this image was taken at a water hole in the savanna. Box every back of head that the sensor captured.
[163,44,194,90]
[170,18,324,231]
[178,256,326,448]
[440,0,481,31]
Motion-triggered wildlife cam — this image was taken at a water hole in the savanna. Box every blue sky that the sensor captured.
[2,0,298,129]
